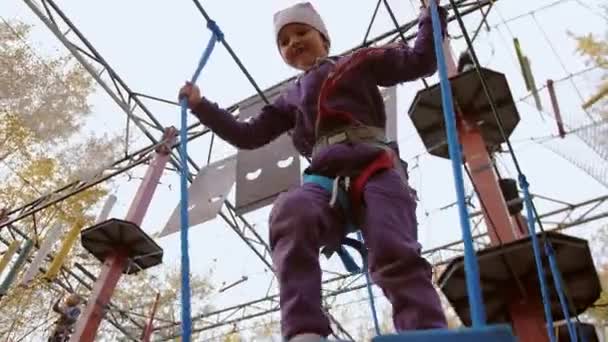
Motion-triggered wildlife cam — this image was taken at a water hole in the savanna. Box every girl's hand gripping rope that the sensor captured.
[178,81,202,110]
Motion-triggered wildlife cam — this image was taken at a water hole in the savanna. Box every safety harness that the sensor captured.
[304,49,399,274]
[302,172,366,273]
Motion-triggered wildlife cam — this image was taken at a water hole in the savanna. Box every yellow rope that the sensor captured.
[44,220,83,281]
[513,38,532,91]
[0,241,20,275]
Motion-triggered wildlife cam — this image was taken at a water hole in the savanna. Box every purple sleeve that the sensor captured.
[368,6,448,86]
[191,95,295,150]
[52,299,62,313]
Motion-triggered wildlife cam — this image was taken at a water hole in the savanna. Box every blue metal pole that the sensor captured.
[428,0,486,326]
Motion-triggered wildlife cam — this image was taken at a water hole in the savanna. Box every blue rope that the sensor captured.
[329,181,380,333]
[356,231,381,335]
[545,241,578,342]
[302,174,379,333]
[179,20,223,342]
[428,1,486,326]
[518,174,556,342]
[579,325,589,342]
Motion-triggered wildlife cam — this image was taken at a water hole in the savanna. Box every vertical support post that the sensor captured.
[442,5,550,341]
[460,123,551,342]
[73,252,128,339]
[429,0,486,326]
[126,129,177,226]
[70,128,177,342]
[460,126,518,244]
[513,214,529,237]
[509,288,553,342]
[141,292,161,342]
[440,6,516,246]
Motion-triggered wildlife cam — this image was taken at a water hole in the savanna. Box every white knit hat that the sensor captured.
[273,2,330,47]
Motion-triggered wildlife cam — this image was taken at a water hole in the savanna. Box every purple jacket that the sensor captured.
[193,7,447,177]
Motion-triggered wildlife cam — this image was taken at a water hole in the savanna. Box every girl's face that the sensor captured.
[278,23,328,71]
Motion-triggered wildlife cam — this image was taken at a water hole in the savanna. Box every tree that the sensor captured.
[0,18,118,222]
[250,317,281,341]
[0,21,95,154]
[586,265,608,324]
[570,7,608,119]
[223,330,245,342]
[94,266,215,341]
[570,6,608,325]
[0,17,130,341]
[0,18,219,342]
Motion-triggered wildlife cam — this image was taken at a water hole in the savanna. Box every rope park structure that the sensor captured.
[1,0,607,341]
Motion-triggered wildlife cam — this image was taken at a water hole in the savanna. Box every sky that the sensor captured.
[2,0,608,339]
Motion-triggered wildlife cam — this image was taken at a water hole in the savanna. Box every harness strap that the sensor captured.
[349,149,396,213]
[302,173,366,274]
[332,237,368,274]
[302,141,397,274]
[312,125,387,158]
[308,48,404,274]
[315,48,388,136]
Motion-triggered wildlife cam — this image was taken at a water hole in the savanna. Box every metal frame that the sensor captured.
[148,193,608,337]
[4,0,604,339]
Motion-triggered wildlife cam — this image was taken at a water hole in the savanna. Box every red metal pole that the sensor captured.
[142,292,161,342]
[460,124,519,243]
[71,252,128,341]
[510,296,552,340]
[459,119,550,342]
[70,128,177,342]
[514,214,528,238]
[125,132,176,226]
[442,38,550,339]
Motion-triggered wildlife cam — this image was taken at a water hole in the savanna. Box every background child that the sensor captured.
[49,293,82,342]
[179,2,448,341]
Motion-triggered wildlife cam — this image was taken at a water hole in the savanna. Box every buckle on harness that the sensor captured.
[328,176,350,210]
[327,131,348,145]
[313,125,388,158]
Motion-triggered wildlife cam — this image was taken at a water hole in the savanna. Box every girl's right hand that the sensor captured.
[178,81,202,109]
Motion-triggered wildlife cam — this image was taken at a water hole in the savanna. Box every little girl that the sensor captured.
[180,2,448,341]
[49,293,82,342]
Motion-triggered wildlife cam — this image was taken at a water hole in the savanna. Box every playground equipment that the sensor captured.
[68,129,175,341]
[5,0,601,340]
[402,2,601,341]
[73,1,602,341]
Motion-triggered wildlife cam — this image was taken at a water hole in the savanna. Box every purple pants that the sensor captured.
[269,168,447,338]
